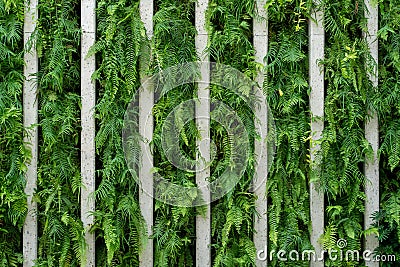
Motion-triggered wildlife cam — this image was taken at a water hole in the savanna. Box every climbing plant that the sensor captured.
[0,0,27,266]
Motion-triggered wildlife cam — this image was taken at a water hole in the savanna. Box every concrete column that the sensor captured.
[81,0,96,266]
[309,3,325,267]
[253,1,268,266]
[195,1,211,266]
[139,1,154,266]
[363,1,379,266]
[23,0,39,265]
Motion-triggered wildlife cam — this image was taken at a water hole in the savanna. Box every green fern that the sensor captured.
[265,1,311,266]
[0,0,27,266]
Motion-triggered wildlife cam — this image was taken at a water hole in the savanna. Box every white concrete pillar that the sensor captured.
[363,1,379,266]
[253,1,268,266]
[81,0,96,266]
[139,1,154,266]
[195,1,211,266]
[309,3,325,267]
[23,0,39,265]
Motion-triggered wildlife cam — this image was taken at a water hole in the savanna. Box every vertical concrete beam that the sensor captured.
[364,1,379,266]
[81,0,96,266]
[23,0,38,266]
[309,3,325,267]
[195,1,211,267]
[139,1,154,266]
[253,1,268,266]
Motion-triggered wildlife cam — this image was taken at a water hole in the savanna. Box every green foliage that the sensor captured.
[377,0,400,181]
[151,1,199,266]
[91,0,147,265]
[0,0,27,266]
[373,191,400,266]
[34,0,84,265]
[207,1,260,266]
[207,0,256,74]
[265,1,312,266]
[373,0,400,265]
[319,0,373,266]
[1,0,400,266]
